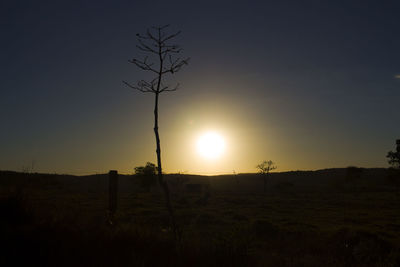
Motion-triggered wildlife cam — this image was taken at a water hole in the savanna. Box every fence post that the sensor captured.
[108,170,118,224]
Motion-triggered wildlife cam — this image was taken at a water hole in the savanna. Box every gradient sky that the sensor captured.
[1,0,399,174]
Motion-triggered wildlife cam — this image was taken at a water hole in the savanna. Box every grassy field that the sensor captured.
[1,169,399,266]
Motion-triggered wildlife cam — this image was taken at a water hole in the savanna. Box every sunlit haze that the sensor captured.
[1,1,399,175]
[196,131,226,160]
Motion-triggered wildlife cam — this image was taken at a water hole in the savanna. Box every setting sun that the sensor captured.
[196,131,225,160]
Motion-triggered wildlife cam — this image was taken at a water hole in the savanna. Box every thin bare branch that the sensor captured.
[160,83,179,93]
[123,80,154,93]
[162,57,190,74]
[160,24,170,30]
[125,25,189,241]
[123,77,158,93]
[128,58,158,74]
[127,26,189,92]
[162,51,168,61]
[161,31,181,43]
[146,29,160,43]
[161,47,182,55]
[137,39,158,54]
[151,24,169,31]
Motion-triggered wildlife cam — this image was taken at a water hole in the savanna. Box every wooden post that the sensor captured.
[108,170,118,224]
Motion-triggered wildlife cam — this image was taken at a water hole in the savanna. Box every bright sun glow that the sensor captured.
[196,131,225,159]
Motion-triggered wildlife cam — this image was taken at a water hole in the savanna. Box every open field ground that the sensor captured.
[1,169,400,266]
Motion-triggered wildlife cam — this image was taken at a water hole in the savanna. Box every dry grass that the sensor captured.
[1,169,399,266]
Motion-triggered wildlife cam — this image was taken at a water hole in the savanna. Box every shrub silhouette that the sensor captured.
[134,162,157,192]
[256,160,277,193]
[387,139,400,169]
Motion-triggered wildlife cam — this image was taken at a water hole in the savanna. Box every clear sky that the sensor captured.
[1,0,399,175]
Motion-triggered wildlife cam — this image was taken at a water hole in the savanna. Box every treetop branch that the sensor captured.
[125,25,189,95]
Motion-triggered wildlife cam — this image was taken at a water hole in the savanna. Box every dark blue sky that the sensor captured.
[1,0,399,174]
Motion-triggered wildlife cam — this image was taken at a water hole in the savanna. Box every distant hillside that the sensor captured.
[200,168,391,193]
[0,168,394,194]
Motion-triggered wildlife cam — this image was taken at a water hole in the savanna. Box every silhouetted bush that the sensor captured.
[387,139,400,169]
[134,162,158,192]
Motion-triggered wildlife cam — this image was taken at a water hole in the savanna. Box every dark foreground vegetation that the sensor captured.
[1,168,400,266]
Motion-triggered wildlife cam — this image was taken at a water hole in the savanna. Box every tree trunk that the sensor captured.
[153,92,178,239]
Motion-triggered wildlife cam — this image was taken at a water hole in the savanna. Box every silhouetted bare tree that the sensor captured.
[257,160,277,193]
[124,25,189,239]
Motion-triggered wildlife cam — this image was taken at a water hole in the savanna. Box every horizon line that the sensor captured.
[0,166,389,177]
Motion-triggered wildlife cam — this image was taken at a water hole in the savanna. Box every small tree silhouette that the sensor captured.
[124,25,189,240]
[134,162,157,192]
[256,160,277,193]
[387,139,400,169]
[387,140,400,195]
